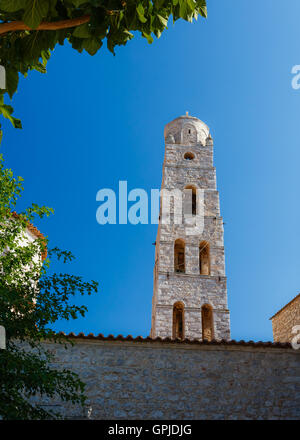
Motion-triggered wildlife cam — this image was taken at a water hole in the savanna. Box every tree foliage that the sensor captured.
[0,154,98,419]
[0,0,207,140]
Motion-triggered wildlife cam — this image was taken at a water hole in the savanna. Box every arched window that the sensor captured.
[173,302,185,339]
[202,304,214,341]
[184,185,197,216]
[199,241,210,275]
[174,239,185,273]
[184,152,195,161]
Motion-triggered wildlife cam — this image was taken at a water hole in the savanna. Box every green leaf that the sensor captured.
[197,0,207,17]
[22,0,49,29]
[41,49,51,66]
[0,104,22,129]
[0,0,26,12]
[123,30,134,38]
[187,0,196,11]
[142,32,153,44]
[5,69,19,99]
[154,0,165,9]
[136,4,147,23]
[116,10,124,29]
[154,29,162,38]
[32,62,47,73]
[82,37,103,55]
[71,0,87,6]
[179,0,187,19]
[157,14,168,27]
[72,23,91,38]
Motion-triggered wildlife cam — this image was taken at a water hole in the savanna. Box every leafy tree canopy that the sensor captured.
[0,154,98,419]
[0,0,207,140]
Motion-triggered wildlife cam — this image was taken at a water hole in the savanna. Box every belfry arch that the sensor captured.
[173,302,185,339]
[202,304,214,341]
[199,241,210,275]
[184,185,197,216]
[174,239,185,273]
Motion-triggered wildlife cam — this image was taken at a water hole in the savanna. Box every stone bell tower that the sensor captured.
[150,113,230,341]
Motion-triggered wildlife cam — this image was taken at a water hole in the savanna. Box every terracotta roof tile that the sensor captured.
[55,331,293,349]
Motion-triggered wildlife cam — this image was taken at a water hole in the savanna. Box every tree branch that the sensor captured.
[0,15,91,35]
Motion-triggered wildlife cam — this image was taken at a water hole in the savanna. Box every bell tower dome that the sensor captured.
[164,112,210,146]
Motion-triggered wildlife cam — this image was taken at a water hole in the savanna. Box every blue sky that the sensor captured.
[2,0,300,341]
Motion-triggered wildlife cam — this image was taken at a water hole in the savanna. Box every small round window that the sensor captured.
[184,152,195,160]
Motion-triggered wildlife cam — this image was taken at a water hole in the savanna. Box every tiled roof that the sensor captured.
[56,332,293,349]
[270,293,300,320]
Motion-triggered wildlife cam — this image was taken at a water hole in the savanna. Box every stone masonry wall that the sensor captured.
[153,273,229,339]
[38,339,300,420]
[272,295,300,343]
